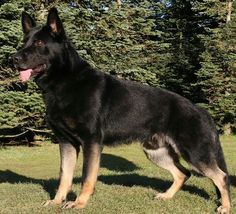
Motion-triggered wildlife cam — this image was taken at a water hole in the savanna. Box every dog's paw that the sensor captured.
[154,192,173,200]
[217,205,230,214]
[43,199,62,206]
[61,200,86,209]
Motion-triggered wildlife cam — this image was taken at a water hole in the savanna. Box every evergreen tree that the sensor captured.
[0,0,45,139]
[158,0,204,100]
[193,0,236,133]
[0,0,235,140]
[57,1,163,86]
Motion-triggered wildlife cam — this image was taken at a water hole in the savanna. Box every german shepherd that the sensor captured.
[13,8,231,213]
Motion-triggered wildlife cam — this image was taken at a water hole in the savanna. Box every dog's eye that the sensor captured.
[34,40,44,47]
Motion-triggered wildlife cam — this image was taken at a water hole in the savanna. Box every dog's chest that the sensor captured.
[43,91,75,126]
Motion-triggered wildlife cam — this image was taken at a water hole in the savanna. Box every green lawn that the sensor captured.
[0,136,235,214]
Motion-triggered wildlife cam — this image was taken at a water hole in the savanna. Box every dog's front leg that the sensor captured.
[62,141,102,209]
[44,142,79,206]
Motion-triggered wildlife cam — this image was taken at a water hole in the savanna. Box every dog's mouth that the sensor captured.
[20,64,47,82]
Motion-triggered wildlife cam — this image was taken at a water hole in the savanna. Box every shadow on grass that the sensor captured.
[98,174,210,200]
[0,153,139,201]
[0,169,211,201]
[101,153,140,172]
[0,169,78,201]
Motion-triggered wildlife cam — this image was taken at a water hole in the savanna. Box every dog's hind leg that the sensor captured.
[44,143,79,206]
[188,133,231,214]
[194,162,231,214]
[143,139,191,199]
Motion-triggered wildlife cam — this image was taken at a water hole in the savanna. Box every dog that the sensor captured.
[13,8,231,213]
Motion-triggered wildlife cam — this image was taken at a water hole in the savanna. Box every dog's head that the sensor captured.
[13,8,66,82]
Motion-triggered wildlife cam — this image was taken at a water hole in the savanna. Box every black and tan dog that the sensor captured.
[13,8,231,213]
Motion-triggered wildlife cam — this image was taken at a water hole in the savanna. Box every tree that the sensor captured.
[193,0,236,133]
[0,0,45,140]
[0,0,235,141]
[157,0,204,100]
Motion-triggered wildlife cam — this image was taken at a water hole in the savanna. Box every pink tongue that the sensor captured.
[20,69,33,82]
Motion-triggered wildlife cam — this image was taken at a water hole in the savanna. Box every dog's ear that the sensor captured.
[22,11,36,34]
[47,7,65,37]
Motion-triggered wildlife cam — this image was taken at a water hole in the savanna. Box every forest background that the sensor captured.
[0,0,235,142]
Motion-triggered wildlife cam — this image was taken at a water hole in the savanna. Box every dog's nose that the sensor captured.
[13,55,22,63]
[8,55,14,67]
[8,55,13,63]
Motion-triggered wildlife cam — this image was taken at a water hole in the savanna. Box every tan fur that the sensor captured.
[61,143,101,209]
[156,167,188,199]
[143,146,190,199]
[203,166,231,214]
[64,116,77,129]
[54,143,78,203]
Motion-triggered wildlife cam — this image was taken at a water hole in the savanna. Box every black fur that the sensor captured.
[13,8,230,212]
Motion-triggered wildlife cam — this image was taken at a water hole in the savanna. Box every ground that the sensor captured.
[0,136,235,214]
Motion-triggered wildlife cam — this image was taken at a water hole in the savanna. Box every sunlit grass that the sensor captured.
[0,136,235,214]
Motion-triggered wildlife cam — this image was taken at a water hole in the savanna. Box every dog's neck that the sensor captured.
[35,43,91,92]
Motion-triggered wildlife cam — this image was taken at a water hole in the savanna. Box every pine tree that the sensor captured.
[56,1,163,86]
[0,0,235,139]
[158,0,204,100]
[193,0,236,133]
[0,0,45,139]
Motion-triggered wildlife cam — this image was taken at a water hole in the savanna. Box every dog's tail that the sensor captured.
[214,135,230,199]
[215,136,228,174]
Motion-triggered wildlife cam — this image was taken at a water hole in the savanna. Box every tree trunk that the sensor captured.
[226,1,232,23]
[117,0,121,9]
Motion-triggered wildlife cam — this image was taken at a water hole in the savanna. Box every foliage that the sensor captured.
[0,0,235,139]
[0,81,45,129]
[0,0,31,72]
[157,0,203,99]
[193,0,236,132]
[56,1,163,86]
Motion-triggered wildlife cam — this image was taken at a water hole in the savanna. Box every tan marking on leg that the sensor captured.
[143,146,190,199]
[62,143,101,209]
[44,143,78,206]
[76,143,101,208]
[204,166,231,214]
[155,165,189,199]
[75,181,97,208]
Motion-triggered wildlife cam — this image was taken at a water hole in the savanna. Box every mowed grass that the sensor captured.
[0,136,235,214]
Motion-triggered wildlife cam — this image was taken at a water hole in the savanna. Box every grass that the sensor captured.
[0,136,235,214]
